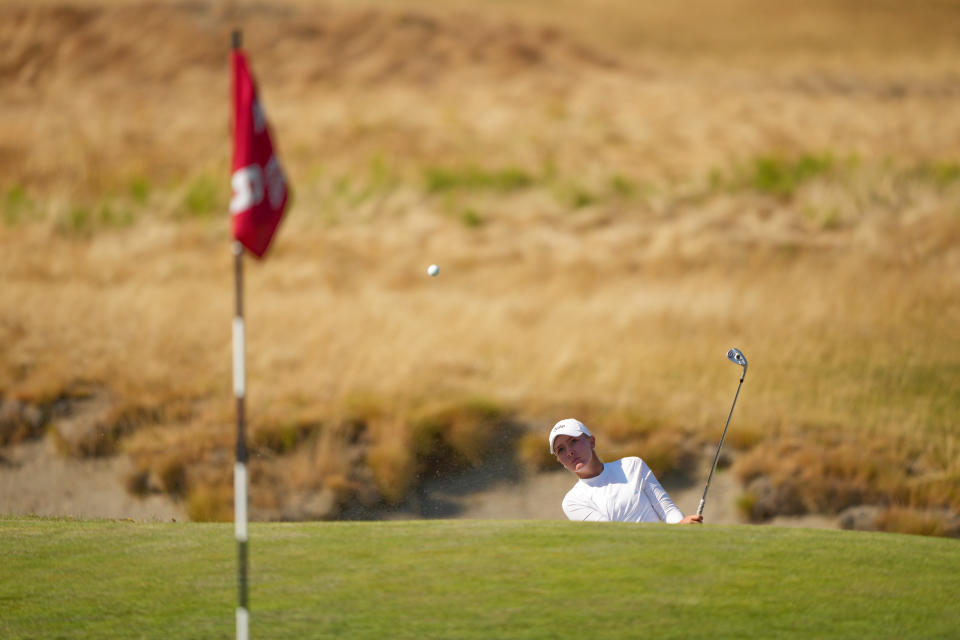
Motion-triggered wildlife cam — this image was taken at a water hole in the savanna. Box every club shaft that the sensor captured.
[697,375,744,517]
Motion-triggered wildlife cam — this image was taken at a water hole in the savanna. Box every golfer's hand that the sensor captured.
[680,514,703,524]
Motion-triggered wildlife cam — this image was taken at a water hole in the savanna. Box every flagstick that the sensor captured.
[233,241,250,640]
[231,30,250,640]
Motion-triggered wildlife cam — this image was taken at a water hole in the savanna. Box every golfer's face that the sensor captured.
[554,434,593,473]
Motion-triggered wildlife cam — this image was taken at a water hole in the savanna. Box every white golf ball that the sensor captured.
[427,264,439,277]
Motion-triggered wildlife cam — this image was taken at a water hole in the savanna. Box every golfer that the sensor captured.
[550,418,702,524]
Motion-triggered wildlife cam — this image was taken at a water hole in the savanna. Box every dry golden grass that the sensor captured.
[1,0,958,531]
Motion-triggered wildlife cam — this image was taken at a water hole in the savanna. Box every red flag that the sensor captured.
[230,48,289,258]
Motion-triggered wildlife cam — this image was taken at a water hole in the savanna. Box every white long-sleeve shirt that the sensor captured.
[562,457,685,523]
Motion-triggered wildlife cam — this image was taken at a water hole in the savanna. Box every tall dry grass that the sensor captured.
[1,0,958,529]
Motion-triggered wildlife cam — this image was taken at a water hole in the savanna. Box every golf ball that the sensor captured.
[427,264,439,277]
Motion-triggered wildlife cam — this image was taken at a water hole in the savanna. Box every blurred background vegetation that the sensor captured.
[0,0,957,535]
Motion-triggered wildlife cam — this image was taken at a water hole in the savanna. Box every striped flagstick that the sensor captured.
[232,239,249,640]
[231,30,249,640]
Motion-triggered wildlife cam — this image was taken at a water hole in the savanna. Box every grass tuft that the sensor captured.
[252,421,321,455]
[752,153,835,197]
[182,175,224,218]
[721,152,838,199]
[460,207,484,227]
[876,506,960,538]
[2,184,34,225]
[185,484,233,522]
[129,177,151,205]
[912,160,960,189]
[424,165,534,193]
[608,174,635,198]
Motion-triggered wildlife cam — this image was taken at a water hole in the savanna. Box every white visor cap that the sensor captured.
[549,418,592,455]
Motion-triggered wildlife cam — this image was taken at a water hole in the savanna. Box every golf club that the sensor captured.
[696,348,748,518]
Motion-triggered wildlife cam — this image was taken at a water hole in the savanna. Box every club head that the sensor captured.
[727,348,747,376]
